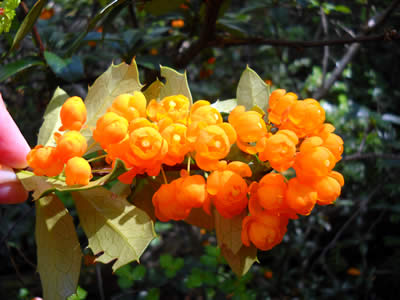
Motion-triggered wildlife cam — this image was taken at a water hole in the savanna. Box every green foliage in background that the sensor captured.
[1,0,399,299]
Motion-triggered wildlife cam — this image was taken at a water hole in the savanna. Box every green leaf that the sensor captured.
[220,244,258,277]
[3,0,48,58]
[0,0,21,34]
[211,99,237,114]
[82,60,143,147]
[334,5,351,14]
[37,87,69,146]
[0,57,44,82]
[44,51,84,82]
[144,0,185,16]
[36,195,82,300]
[16,170,55,200]
[73,187,156,271]
[159,66,192,105]
[143,79,164,103]
[16,159,128,200]
[236,66,269,113]
[65,0,127,56]
[214,209,245,255]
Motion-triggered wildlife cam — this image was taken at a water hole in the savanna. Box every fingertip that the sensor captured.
[0,182,29,204]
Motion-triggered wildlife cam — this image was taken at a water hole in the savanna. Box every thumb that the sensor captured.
[0,93,31,169]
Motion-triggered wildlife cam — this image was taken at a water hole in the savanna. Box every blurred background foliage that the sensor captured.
[1,0,400,299]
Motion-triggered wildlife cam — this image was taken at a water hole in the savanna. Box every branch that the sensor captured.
[342,152,400,161]
[174,0,224,69]
[207,31,399,49]
[313,0,400,99]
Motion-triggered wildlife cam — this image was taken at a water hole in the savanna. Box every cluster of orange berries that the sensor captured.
[27,88,344,252]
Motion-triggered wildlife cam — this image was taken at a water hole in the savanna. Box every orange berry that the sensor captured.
[268,90,297,125]
[257,129,298,172]
[254,173,286,211]
[93,112,129,149]
[229,105,267,154]
[26,145,64,177]
[194,124,234,171]
[206,170,248,218]
[161,123,189,166]
[147,95,190,124]
[129,127,167,162]
[322,133,344,162]
[171,19,184,28]
[65,157,92,186]
[294,136,336,181]
[152,174,207,222]
[241,212,288,251]
[59,96,87,131]
[176,172,208,209]
[286,178,317,215]
[313,175,341,205]
[264,271,273,279]
[347,267,361,276]
[280,98,325,137]
[39,8,54,20]
[107,92,147,122]
[55,131,87,163]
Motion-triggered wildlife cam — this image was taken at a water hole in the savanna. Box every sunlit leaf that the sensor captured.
[82,60,143,148]
[220,244,258,277]
[159,66,192,104]
[37,87,69,146]
[211,99,237,114]
[36,195,82,300]
[237,66,269,113]
[73,187,155,271]
[16,159,128,200]
[214,209,245,255]
[143,79,164,103]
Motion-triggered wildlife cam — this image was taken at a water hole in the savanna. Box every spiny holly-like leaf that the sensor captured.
[220,244,258,277]
[143,78,164,103]
[73,187,155,271]
[82,60,143,147]
[214,209,245,255]
[16,170,61,200]
[37,87,70,146]
[237,66,269,113]
[16,159,128,200]
[211,99,237,114]
[159,66,192,104]
[36,194,82,300]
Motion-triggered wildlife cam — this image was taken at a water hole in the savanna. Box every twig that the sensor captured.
[310,186,380,271]
[128,0,138,28]
[320,7,329,88]
[20,1,45,56]
[174,0,224,69]
[313,0,400,99]
[96,264,105,300]
[342,152,400,161]
[207,31,399,49]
